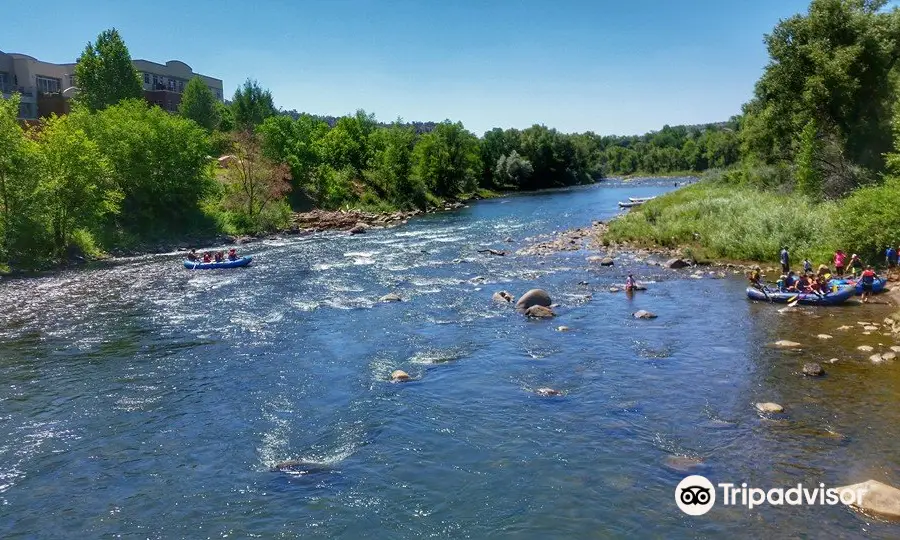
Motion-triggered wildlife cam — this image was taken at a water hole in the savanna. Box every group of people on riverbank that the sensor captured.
[749,246,882,302]
[187,248,239,263]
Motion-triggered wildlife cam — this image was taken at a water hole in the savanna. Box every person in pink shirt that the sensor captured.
[833,250,846,277]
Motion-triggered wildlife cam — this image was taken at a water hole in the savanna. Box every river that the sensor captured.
[1,179,899,538]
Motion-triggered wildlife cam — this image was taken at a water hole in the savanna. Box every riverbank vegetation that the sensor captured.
[0,28,729,272]
[611,0,900,266]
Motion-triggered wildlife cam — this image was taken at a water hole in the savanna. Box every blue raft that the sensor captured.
[746,285,856,306]
[184,256,252,270]
[828,277,886,295]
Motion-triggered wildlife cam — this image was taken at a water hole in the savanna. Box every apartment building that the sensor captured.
[0,50,224,119]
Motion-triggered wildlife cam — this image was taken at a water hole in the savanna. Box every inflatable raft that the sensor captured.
[184,256,252,270]
[746,285,856,306]
[828,277,886,295]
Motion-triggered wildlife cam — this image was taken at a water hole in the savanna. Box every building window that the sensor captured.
[144,72,150,84]
[0,72,9,93]
[36,75,61,94]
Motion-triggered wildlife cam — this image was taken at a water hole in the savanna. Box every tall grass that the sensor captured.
[607,182,838,263]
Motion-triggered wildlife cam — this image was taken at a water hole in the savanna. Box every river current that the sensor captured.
[2,179,899,538]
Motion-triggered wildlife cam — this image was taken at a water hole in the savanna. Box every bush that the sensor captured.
[832,177,900,262]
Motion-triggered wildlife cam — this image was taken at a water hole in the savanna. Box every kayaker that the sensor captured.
[202,252,212,263]
[833,250,846,277]
[860,265,877,303]
[802,258,812,274]
[849,253,863,277]
[748,266,764,290]
[625,273,636,291]
[187,249,198,262]
[228,248,238,261]
[780,247,790,274]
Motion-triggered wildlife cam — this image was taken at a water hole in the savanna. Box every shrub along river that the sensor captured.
[1,179,899,538]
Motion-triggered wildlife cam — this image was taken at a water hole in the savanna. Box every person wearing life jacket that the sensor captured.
[187,249,198,262]
[886,246,898,281]
[785,271,798,291]
[776,275,787,292]
[228,248,238,261]
[795,273,811,293]
[202,251,212,263]
[860,265,878,303]
[748,266,764,290]
[214,251,224,263]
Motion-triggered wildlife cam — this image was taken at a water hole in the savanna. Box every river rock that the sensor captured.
[891,346,900,353]
[773,340,802,348]
[836,325,852,331]
[802,362,824,377]
[504,237,514,242]
[857,345,874,352]
[829,358,840,364]
[380,293,402,303]
[864,325,879,332]
[599,258,615,266]
[665,258,690,269]
[391,370,410,382]
[609,287,620,293]
[633,310,657,319]
[535,387,562,397]
[516,289,552,310]
[836,479,900,519]
[756,402,784,413]
[870,354,885,364]
[492,291,514,303]
[348,224,367,234]
[525,305,555,319]
[557,326,571,332]
[883,352,897,361]
[817,334,833,340]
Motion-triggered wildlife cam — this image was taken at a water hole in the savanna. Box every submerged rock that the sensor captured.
[802,362,825,377]
[391,370,411,382]
[772,340,802,348]
[525,305,555,319]
[557,326,571,332]
[836,479,900,519]
[756,402,784,413]
[516,289,552,310]
[535,387,562,397]
[665,258,689,269]
[271,460,330,474]
[633,310,657,319]
[664,455,704,473]
[871,354,886,364]
[609,287,620,293]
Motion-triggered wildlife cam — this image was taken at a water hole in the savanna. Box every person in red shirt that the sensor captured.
[860,266,878,303]
[202,251,212,263]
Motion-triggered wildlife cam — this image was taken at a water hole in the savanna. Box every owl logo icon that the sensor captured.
[675,475,716,516]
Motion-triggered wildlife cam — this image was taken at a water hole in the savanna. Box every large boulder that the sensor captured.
[525,305,555,319]
[665,258,690,269]
[516,289,552,310]
[836,479,900,519]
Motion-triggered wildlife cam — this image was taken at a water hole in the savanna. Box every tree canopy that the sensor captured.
[179,77,220,131]
[73,28,143,112]
[232,79,277,130]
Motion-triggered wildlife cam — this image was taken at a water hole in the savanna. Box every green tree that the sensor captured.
[494,151,533,188]
[76,99,214,234]
[480,128,521,187]
[179,77,220,131]
[216,101,235,132]
[232,79,276,130]
[258,113,328,203]
[36,115,119,256]
[0,95,45,266]
[73,28,143,112]
[795,119,823,197]
[412,121,481,198]
[365,122,424,208]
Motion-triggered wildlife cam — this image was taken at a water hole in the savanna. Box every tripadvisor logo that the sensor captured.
[675,475,866,516]
[675,475,716,516]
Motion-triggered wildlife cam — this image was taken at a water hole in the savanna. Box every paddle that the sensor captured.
[787,294,799,307]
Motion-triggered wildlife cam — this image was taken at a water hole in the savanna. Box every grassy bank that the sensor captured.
[606,181,838,264]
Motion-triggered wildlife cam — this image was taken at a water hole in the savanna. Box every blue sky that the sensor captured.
[4,0,811,135]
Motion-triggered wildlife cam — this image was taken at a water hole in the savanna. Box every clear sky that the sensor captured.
[4,0,812,135]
